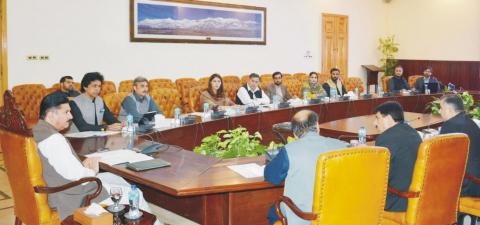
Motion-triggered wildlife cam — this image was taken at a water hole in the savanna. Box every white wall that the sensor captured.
[385,0,480,61]
[7,0,388,88]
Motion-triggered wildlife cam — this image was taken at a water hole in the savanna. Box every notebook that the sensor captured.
[126,159,171,172]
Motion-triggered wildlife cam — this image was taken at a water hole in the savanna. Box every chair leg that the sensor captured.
[14,217,22,225]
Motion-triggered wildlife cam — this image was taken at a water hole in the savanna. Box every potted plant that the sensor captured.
[378,35,399,76]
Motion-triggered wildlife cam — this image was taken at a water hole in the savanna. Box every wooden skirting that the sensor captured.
[397,59,480,91]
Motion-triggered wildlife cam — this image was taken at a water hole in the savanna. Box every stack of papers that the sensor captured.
[65,131,120,138]
[227,163,265,178]
[86,149,153,166]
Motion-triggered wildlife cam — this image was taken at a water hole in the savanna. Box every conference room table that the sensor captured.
[70,92,479,225]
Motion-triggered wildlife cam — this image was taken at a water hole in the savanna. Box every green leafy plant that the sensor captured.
[194,127,268,159]
[426,92,480,120]
[378,35,399,76]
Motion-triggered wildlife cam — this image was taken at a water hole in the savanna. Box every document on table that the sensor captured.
[64,131,120,138]
[227,163,265,178]
[86,149,153,166]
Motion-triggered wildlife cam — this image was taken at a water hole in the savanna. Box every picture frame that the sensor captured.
[130,0,267,45]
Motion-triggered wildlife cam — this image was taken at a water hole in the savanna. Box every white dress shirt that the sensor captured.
[236,85,270,106]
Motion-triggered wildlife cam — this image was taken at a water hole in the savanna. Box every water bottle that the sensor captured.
[354,87,359,97]
[126,114,134,133]
[378,85,383,97]
[424,84,429,94]
[203,102,209,119]
[128,185,140,218]
[330,89,337,100]
[303,91,309,104]
[127,132,135,150]
[358,126,366,144]
[174,107,181,127]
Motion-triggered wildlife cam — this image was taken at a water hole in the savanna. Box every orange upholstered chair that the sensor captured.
[50,82,81,92]
[275,147,390,225]
[318,73,330,83]
[149,78,176,91]
[293,73,308,84]
[459,180,480,222]
[188,86,204,113]
[224,82,240,101]
[150,88,182,118]
[118,80,134,93]
[345,77,365,93]
[381,133,469,225]
[12,84,47,125]
[408,75,423,89]
[103,92,129,117]
[382,76,393,93]
[0,91,102,225]
[175,79,201,112]
[241,75,250,85]
[198,77,210,87]
[99,80,116,97]
[284,79,303,97]
[223,75,240,84]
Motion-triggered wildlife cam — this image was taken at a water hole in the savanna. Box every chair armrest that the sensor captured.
[274,196,317,225]
[388,186,419,198]
[465,174,480,184]
[34,177,102,206]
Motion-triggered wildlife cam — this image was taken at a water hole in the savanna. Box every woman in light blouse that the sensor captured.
[302,71,327,99]
[200,74,235,110]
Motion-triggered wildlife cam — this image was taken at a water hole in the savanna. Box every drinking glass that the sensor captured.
[107,187,125,212]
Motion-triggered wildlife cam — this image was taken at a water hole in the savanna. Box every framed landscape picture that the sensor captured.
[130,0,267,45]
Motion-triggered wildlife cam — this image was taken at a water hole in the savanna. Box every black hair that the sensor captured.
[39,92,69,119]
[291,110,319,138]
[80,72,104,93]
[309,71,318,77]
[441,94,464,112]
[249,73,260,79]
[60,76,73,83]
[272,71,282,78]
[374,101,405,122]
[207,73,225,98]
[330,68,340,74]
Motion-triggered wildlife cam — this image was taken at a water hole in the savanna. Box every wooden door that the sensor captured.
[0,0,6,106]
[322,14,349,77]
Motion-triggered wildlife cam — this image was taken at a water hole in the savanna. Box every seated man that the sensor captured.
[235,73,270,105]
[33,92,155,221]
[388,65,410,92]
[264,110,348,225]
[266,71,292,103]
[414,66,441,93]
[68,72,124,133]
[439,94,480,197]
[55,75,80,98]
[373,101,422,212]
[118,76,162,123]
[322,68,346,97]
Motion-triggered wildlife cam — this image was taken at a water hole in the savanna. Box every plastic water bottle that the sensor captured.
[424,84,429,94]
[330,89,337,100]
[174,107,181,127]
[127,132,135,150]
[203,102,209,119]
[303,91,309,104]
[358,126,366,144]
[354,87,359,97]
[378,85,383,96]
[126,114,134,133]
[128,185,140,218]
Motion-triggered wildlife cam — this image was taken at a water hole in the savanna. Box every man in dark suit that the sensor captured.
[414,66,441,93]
[439,94,480,197]
[374,101,422,212]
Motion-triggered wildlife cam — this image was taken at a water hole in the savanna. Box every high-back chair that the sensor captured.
[188,86,204,113]
[408,75,423,89]
[12,84,47,125]
[284,79,303,97]
[176,80,202,112]
[293,73,308,84]
[459,176,480,223]
[0,91,102,225]
[99,80,117,97]
[222,75,240,84]
[103,92,129,117]
[118,80,134,93]
[381,133,470,225]
[275,147,390,225]
[382,76,393,93]
[150,88,182,118]
[198,77,210,87]
[224,82,240,101]
[345,77,365,93]
[149,78,176,91]
[241,75,250,85]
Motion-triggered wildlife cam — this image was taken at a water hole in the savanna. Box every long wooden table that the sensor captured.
[70,92,479,225]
